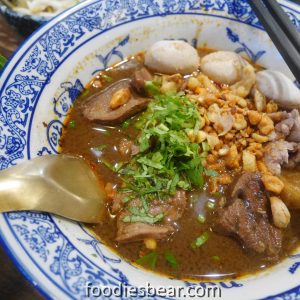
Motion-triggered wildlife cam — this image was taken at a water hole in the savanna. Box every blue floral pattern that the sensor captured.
[0,0,300,299]
[226,27,266,62]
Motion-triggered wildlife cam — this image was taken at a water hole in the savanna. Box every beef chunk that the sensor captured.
[263,140,296,175]
[132,67,153,93]
[116,215,173,242]
[216,172,282,257]
[116,190,187,243]
[285,143,300,168]
[149,190,187,223]
[82,79,150,124]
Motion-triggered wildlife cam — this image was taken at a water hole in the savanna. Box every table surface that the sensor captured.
[0,14,44,300]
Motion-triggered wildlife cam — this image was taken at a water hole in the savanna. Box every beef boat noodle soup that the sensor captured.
[60,40,300,280]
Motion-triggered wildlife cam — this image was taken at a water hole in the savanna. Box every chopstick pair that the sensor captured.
[248,0,300,81]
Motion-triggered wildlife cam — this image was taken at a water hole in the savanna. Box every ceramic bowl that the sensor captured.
[0,0,300,299]
[0,3,48,36]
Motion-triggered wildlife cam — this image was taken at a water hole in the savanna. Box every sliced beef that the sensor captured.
[116,190,187,243]
[132,67,153,93]
[268,109,300,142]
[116,216,173,242]
[149,190,187,223]
[263,140,296,175]
[110,192,126,215]
[109,57,143,77]
[216,172,282,257]
[82,79,150,124]
[284,143,300,169]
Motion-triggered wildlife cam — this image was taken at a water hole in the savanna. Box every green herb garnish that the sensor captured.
[68,120,76,129]
[212,255,221,262]
[123,212,164,224]
[201,141,210,152]
[206,201,216,210]
[212,191,222,199]
[197,214,206,224]
[136,251,158,269]
[144,80,161,96]
[101,74,113,82]
[94,145,107,151]
[81,89,90,97]
[191,232,209,249]
[115,92,214,223]
[204,169,218,177]
[0,55,7,70]
[119,93,207,201]
[100,159,123,172]
[122,120,130,128]
[165,252,178,269]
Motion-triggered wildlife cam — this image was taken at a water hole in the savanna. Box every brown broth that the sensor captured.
[60,52,300,281]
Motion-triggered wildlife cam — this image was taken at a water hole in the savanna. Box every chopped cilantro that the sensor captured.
[114,92,211,222]
[205,169,219,177]
[81,89,90,97]
[164,252,178,269]
[122,120,130,128]
[206,201,216,210]
[0,55,7,70]
[136,251,158,269]
[100,159,115,171]
[212,191,222,199]
[101,74,113,82]
[191,232,209,249]
[144,80,161,96]
[94,145,107,151]
[212,255,221,262]
[68,120,76,129]
[201,141,210,152]
[197,214,206,224]
[100,159,123,172]
[123,213,164,224]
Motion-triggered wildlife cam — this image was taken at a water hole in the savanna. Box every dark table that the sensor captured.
[0,14,44,300]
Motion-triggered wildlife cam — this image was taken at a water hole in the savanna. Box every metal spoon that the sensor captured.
[0,155,106,223]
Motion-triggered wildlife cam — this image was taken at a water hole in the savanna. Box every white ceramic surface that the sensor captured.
[0,0,300,299]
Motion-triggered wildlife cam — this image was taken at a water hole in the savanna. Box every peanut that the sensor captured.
[217,174,232,185]
[225,144,240,169]
[252,132,269,143]
[233,114,247,131]
[196,130,207,143]
[266,101,278,113]
[257,160,270,174]
[248,110,262,125]
[261,174,284,194]
[270,196,290,229]
[110,87,131,109]
[258,115,274,135]
[242,150,256,172]
[144,238,157,250]
[187,77,201,91]
[218,145,230,156]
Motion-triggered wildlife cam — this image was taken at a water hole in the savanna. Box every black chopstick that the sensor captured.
[249,0,300,81]
[264,0,300,50]
[289,0,300,5]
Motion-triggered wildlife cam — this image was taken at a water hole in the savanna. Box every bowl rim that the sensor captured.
[0,0,300,299]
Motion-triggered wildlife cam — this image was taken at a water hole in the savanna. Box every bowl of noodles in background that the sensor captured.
[0,0,84,36]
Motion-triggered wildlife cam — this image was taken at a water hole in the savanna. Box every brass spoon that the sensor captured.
[0,155,106,223]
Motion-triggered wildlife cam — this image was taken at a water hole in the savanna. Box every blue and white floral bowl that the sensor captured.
[0,0,300,299]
